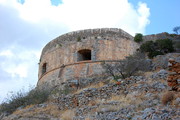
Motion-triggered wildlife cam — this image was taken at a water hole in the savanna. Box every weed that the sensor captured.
[0,88,50,114]
[61,109,75,120]
[77,36,81,42]
[161,91,174,105]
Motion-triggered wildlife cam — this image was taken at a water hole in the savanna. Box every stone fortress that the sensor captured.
[37,28,139,88]
[37,28,180,89]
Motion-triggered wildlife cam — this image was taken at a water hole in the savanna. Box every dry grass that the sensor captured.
[74,81,105,94]
[13,103,61,118]
[161,91,175,105]
[85,118,91,120]
[103,92,147,111]
[161,91,180,107]
[88,100,98,106]
[96,104,120,113]
[13,104,35,115]
[61,109,75,120]
[112,93,144,104]
[143,71,153,78]
[143,71,167,85]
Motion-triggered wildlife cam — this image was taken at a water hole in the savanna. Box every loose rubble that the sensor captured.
[167,58,180,91]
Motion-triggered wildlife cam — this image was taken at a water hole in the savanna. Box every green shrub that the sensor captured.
[0,90,28,114]
[170,34,177,37]
[134,33,143,43]
[0,88,50,114]
[25,88,50,104]
[173,26,180,34]
[140,41,154,52]
[156,39,174,53]
[77,36,81,42]
[147,51,163,59]
[58,85,72,95]
[102,52,150,79]
[174,41,180,49]
[140,39,175,58]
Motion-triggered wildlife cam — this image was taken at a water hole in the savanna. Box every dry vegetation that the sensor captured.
[74,81,106,94]
[161,91,180,107]
[96,104,120,113]
[161,91,175,105]
[61,109,75,120]
[12,103,61,118]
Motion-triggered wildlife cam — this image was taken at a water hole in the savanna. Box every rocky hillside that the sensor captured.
[1,53,180,120]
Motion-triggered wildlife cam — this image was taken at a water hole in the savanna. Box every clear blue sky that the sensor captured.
[0,0,179,103]
[129,0,180,34]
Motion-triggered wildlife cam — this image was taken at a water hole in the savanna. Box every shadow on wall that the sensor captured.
[77,49,91,62]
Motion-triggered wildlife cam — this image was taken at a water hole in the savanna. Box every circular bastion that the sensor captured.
[37,28,139,88]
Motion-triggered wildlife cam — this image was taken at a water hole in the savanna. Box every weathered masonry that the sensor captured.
[37,28,139,88]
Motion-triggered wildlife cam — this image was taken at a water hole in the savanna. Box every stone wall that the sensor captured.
[168,58,180,91]
[41,28,134,56]
[37,28,139,88]
[143,32,180,42]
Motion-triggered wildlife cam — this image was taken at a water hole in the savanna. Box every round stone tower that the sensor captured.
[37,28,139,88]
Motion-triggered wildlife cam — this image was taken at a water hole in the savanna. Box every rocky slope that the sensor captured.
[1,53,180,120]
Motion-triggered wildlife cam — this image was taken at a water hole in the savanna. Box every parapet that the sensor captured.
[41,28,133,58]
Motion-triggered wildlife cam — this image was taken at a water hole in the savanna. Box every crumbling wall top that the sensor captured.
[41,28,133,57]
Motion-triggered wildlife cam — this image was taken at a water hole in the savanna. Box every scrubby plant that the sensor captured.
[61,85,72,95]
[156,39,174,53]
[102,63,121,81]
[140,39,175,58]
[0,88,50,114]
[58,43,62,47]
[61,109,75,120]
[161,91,174,105]
[170,34,177,37]
[174,41,180,49]
[51,84,73,96]
[134,33,143,43]
[26,88,50,104]
[0,90,28,114]
[173,26,180,34]
[147,51,163,59]
[102,52,150,80]
[77,36,81,42]
[140,41,155,52]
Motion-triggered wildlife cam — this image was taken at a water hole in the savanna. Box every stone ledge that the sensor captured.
[38,60,123,81]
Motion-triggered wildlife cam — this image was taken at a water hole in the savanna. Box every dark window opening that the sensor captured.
[42,63,47,75]
[77,49,91,61]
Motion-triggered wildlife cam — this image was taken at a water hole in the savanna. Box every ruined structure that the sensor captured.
[37,28,139,88]
[168,58,180,91]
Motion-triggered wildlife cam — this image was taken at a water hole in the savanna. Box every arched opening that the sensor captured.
[77,49,91,61]
[42,63,47,75]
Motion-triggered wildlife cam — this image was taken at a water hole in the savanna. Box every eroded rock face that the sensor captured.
[37,28,139,89]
